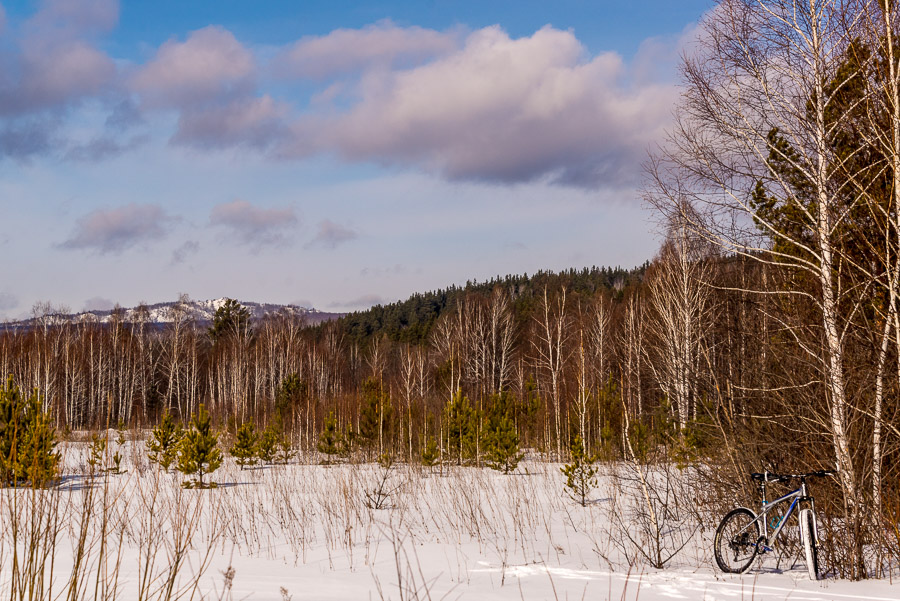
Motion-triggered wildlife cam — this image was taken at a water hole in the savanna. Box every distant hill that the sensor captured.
[334,264,648,345]
[3,298,344,329]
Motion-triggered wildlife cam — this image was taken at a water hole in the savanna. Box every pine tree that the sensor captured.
[0,377,60,487]
[482,392,524,474]
[110,429,127,474]
[208,298,251,343]
[358,378,392,456]
[176,404,222,488]
[560,435,598,507]
[444,389,477,465]
[317,412,342,464]
[147,411,184,471]
[88,432,107,472]
[256,425,278,464]
[275,436,296,465]
[230,421,259,470]
[421,436,440,472]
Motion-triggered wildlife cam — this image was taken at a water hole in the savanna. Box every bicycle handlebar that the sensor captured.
[750,470,835,483]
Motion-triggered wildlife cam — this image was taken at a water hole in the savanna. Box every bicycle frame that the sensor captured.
[752,478,815,553]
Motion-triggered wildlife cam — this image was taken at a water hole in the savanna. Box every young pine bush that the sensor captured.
[0,376,60,487]
[256,425,278,464]
[421,436,440,471]
[561,434,598,507]
[482,393,524,474]
[230,421,259,470]
[147,411,184,471]
[317,412,343,464]
[444,389,478,466]
[176,404,222,488]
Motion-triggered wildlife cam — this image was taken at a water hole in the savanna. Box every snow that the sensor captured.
[2,445,898,600]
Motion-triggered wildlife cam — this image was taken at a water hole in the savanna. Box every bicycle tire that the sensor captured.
[799,508,819,580]
[714,507,761,574]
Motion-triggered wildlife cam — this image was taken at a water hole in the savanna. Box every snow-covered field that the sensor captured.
[2,443,898,601]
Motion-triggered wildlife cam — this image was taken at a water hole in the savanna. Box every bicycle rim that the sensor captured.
[800,508,819,580]
[714,508,761,574]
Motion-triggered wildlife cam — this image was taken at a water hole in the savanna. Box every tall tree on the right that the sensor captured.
[648,0,879,577]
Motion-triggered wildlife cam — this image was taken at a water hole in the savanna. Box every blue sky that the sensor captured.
[0,0,711,318]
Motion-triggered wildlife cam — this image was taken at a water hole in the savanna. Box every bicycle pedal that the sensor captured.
[756,536,772,554]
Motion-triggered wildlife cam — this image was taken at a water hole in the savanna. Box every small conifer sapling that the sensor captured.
[421,436,440,473]
[256,425,278,464]
[176,404,222,488]
[561,434,598,507]
[230,421,259,470]
[147,411,184,471]
[317,412,342,464]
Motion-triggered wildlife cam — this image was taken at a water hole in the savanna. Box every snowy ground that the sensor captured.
[1,442,898,600]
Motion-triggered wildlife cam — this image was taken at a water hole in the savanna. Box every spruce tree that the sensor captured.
[230,421,259,470]
[176,404,222,488]
[0,377,60,487]
[317,412,342,464]
[147,411,184,471]
[560,434,598,507]
[443,389,477,465]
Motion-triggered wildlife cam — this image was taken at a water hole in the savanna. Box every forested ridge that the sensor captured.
[335,265,646,345]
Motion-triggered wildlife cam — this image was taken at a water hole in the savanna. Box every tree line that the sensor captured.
[4,0,900,579]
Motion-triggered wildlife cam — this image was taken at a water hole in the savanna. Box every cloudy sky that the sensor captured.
[0,0,710,319]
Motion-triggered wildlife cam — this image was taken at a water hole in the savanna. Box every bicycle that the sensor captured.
[714,470,835,579]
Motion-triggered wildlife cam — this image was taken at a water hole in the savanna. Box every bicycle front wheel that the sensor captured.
[799,508,819,580]
[714,507,761,574]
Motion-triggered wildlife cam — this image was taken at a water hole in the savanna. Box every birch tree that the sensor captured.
[649,0,868,574]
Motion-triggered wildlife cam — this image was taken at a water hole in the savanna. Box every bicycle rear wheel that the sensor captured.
[799,508,819,580]
[714,508,761,574]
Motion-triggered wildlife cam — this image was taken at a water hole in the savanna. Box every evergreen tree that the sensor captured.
[176,404,222,488]
[0,377,60,487]
[317,412,342,464]
[19,402,60,485]
[275,436,296,464]
[482,393,523,474]
[147,411,184,471]
[87,432,107,472]
[421,436,440,472]
[256,425,278,464]
[230,421,259,470]
[275,373,305,421]
[560,435,598,507]
[208,298,251,343]
[444,389,478,466]
[358,378,392,456]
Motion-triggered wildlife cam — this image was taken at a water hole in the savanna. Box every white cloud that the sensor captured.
[305,219,358,250]
[209,199,298,249]
[172,95,288,149]
[60,203,174,254]
[279,25,677,188]
[273,20,460,80]
[131,26,255,108]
